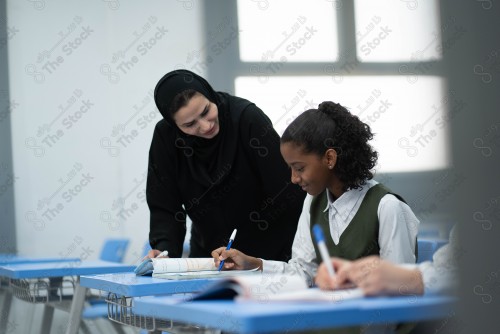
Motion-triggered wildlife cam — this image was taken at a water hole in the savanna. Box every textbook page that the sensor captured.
[190,273,364,302]
[254,286,364,302]
[153,268,260,280]
[151,258,216,274]
[135,257,260,277]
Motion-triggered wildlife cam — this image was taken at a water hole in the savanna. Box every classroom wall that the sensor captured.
[0,0,499,330]
[1,0,206,263]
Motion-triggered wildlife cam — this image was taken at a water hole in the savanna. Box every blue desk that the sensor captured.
[80,272,212,296]
[0,256,79,334]
[134,294,457,333]
[0,260,135,334]
[0,256,79,288]
[79,273,214,333]
[0,260,133,279]
[0,255,80,265]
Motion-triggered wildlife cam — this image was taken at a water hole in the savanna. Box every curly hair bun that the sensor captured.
[281,101,378,191]
[318,101,350,121]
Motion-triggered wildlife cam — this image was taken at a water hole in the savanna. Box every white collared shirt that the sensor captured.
[262,180,419,286]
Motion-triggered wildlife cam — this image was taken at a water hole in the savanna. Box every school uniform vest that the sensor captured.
[310,183,412,263]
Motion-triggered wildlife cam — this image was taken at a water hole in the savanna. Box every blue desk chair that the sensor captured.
[417,239,448,263]
[143,241,152,257]
[99,238,130,263]
[86,238,130,305]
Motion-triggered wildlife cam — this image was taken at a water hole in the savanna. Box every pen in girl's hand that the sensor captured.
[218,229,237,272]
[313,224,336,278]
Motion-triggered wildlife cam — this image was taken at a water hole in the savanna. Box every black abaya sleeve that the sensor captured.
[146,121,186,257]
[239,105,306,260]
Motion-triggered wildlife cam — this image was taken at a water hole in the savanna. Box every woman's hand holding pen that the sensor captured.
[211,247,263,271]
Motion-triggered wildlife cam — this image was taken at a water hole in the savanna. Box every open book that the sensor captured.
[135,257,258,279]
[189,273,364,302]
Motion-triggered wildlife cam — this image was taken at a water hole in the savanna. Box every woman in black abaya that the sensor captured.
[146,69,305,261]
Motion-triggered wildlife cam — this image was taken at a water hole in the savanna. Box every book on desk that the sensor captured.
[188,273,364,302]
[134,257,258,279]
[134,258,362,302]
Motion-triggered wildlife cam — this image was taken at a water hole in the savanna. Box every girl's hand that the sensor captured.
[211,247,262,271]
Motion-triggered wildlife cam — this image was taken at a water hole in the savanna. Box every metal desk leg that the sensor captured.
[40,276,64,334]
[65,278,87,334]
[40,304,55,334]
[0,289,13,334]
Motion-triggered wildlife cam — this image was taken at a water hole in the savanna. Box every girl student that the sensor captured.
[212,101,419,286]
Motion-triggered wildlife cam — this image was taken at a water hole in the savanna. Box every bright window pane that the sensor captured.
[237,0,339,62]
[236,76,451,173]
[354,0,442,62]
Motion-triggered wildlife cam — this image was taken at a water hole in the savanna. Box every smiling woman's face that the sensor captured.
[173,93,219,139]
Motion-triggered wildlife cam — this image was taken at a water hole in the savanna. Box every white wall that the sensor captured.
[6,0,204,262]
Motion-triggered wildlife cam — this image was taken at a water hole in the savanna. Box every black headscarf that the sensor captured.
[153,69,253,187]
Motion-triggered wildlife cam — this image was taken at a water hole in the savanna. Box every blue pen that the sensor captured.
[218,229,237,272]
[312,224,336,278]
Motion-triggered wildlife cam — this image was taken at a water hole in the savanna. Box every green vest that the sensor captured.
[308,183,418,334]
[310,183,414,263]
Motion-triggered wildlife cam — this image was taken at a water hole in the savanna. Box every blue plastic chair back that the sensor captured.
[99,238,129,263]
[142,241,152,257]
[417,239,448,263]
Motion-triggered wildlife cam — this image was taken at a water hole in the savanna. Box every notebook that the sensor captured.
[189,273,364,302]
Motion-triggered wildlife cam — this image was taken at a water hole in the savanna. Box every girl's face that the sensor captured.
[173,93,219,139]
[280,142,334,196]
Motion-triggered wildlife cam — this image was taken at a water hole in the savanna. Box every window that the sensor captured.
[237,0,338,62]
[235,0,449,173]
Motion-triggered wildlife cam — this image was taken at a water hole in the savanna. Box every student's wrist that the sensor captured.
[398,268,424,295]
[247,257,263,271]
[411,269,424,295]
